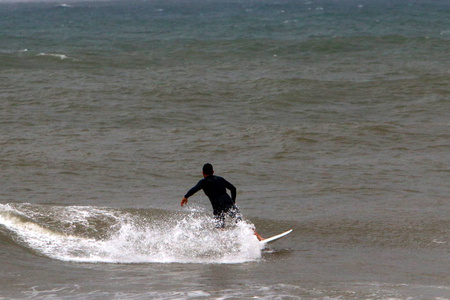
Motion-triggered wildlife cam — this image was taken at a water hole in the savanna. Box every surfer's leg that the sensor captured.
[229,205,242,224]
[253,230,264,241]
[228,206,262,240]
[214,212,226,228]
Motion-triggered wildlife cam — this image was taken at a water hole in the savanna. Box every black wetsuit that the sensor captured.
[184,175,240,227]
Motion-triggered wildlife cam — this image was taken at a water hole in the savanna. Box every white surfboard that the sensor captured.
[260,229,292,245]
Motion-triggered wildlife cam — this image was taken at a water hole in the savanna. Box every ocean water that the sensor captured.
[0,0,449,298]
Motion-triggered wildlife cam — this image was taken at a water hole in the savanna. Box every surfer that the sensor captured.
[181,163,264,241]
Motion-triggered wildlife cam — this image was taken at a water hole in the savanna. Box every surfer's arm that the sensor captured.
[182,179,204,206]
[224,179,236,203]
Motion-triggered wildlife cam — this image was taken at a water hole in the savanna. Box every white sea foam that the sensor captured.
[37,53,69,60]
[0,204,261,264]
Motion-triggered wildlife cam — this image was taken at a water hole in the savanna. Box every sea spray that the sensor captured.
[0,203,261,264]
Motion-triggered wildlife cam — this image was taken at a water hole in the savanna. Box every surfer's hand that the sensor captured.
[181,197,188,206]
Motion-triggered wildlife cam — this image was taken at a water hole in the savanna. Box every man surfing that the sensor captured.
[181,163,264,241]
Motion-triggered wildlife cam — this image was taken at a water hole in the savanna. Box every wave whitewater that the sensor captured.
[0,203,261,264]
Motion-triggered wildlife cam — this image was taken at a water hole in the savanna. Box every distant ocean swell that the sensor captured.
[1,34,448,69]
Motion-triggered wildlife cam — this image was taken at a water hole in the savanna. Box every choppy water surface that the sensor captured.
[1,0,449,298]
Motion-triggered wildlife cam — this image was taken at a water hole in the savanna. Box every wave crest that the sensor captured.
[0,203,261,264]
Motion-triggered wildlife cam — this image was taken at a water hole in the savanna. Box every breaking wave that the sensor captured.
[0,203,261,264]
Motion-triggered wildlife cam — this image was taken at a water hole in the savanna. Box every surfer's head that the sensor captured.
[202,163,214,176]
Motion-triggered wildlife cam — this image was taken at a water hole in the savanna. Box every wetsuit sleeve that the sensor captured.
[184,179,204,199]
[224,179,236,203]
